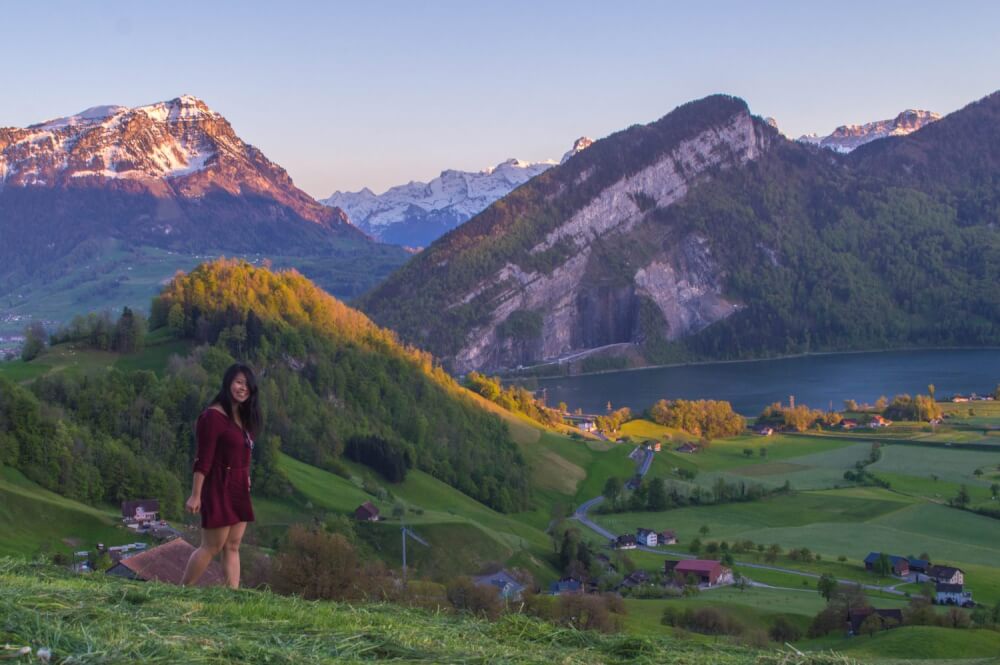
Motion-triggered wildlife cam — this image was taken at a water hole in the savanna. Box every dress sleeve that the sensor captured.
[192,411,219,475]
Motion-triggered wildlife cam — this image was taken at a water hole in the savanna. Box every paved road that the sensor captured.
[569,448,906,595]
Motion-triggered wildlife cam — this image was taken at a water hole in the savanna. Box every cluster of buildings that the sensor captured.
[612,528,677,550]
[841,414,892,430]
[864,552,972,606]
[951,394,995,403]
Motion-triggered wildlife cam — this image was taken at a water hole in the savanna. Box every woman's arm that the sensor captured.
[188,411,219,512]
[186,472,206,513]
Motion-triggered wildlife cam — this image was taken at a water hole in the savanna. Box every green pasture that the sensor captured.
[869,445,1000,487]
[805,625,1000,661]
[260,452,559,581]
[0,466,135,557]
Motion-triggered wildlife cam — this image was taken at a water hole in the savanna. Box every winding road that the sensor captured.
[570,446,907,596]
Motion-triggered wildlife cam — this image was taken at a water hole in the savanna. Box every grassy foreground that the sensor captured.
[0,559,857,665]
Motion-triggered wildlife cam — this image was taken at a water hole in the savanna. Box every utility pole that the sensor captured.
[401,525,429,584]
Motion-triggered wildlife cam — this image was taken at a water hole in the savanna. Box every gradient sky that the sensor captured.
[2,1,998,198]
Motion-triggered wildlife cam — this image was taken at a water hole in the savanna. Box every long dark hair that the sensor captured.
[212,363,261,438]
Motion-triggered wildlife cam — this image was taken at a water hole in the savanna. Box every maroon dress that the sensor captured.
[193,408,255,529]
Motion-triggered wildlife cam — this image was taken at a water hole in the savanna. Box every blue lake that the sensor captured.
[533,349,1000,415]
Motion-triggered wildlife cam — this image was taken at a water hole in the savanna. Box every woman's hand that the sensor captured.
[185,495,201,514]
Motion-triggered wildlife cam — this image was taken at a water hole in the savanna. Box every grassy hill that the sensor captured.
[0,559,847,665]
[0,467,135,558]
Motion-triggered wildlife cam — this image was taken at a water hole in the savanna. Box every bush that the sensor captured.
[446,576,502,620]
[769,616,802,642]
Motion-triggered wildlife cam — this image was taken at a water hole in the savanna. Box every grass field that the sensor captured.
[869,445,1000,487]
[257,453,560,582]
[0,466,137,557]
[805,625,1000,661]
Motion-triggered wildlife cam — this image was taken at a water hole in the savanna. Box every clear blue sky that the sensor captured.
[3,1,998,197]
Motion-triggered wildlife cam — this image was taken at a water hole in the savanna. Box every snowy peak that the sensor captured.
[0,95,361,237]
[323,138,593,246]
[561,136,594,164]
[798,109,940,153]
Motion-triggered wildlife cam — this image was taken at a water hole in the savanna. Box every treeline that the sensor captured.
[648,399,744,439]
[49,308,147,354]
[756,403,841,432]
[464,372,563,427]
[148,259,530,512]
[600,475,789,513]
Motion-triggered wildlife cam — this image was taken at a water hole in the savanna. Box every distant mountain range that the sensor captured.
[797,109,940,153]
[322,138,593,246]
[0,96,408,314]
[359,92,1000,373]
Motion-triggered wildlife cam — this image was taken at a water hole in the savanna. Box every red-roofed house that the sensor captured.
[668,559,734,586]
[106,538,224,587]
[354,501,381,522]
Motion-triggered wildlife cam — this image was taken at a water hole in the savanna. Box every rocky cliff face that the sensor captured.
[451,110,763,372]
[360,95,773,373]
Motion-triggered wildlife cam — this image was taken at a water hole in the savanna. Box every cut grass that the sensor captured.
[805,625,1000,660]
[0,559,791,664]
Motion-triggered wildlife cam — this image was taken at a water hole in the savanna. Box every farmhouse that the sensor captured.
[841,419,859,430]
[121,499,160,525]
[658,530,677,545]
[907,557,930,575]
[863,552,910,576]
[636,528,658,547]
[935,583,973,606]
[613,534,637,550]
[107,542,148,563]
[473,569,525,601]
[847,608,903,636]
[927,565,965,585]
[676,443,698,454]
[869,415,892,428]
[651,442,662,452]
[757,426,774,436]
[549,578,583,595]
[666,559,734,586]
[578,420,597,433]
[106,539,223,587]
[619,570,651,589]
[354,501,380,522]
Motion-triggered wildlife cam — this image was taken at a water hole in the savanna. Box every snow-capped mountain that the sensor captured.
[322,137,593,247]
[0,96,407,301]
[797,109,940,153]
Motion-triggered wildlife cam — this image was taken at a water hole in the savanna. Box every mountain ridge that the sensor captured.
[359,91,1000,373]
[322,138,593,246]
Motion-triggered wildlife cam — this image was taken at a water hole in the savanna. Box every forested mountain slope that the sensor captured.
[359,93,1000,372]
[0,260,530,516]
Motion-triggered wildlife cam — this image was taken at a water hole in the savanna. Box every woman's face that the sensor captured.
[230,373,250,404]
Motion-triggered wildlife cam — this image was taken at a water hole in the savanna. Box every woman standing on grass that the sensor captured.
[182,363,259,588]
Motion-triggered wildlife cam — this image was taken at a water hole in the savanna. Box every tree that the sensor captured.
[990,483,999,500]
[602,477,622,507]
[688,537,702,554]
[759,447,768,458]
[927,384,936,401]
[764,544,782,563]
[20,322,46,361]
[699,524,710,537]
[817,573,837,601]
[646,478,668,511]
[743,448,753,457]
[859,613,883,637]
[770,616,802,642]
[952,484,971,509]
[873,553,892,577]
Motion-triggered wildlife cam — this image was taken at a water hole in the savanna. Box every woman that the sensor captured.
[181,363,259,588]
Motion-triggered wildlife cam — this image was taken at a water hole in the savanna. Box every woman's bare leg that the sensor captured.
[182,526,230,586]
[221,522,248,589]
